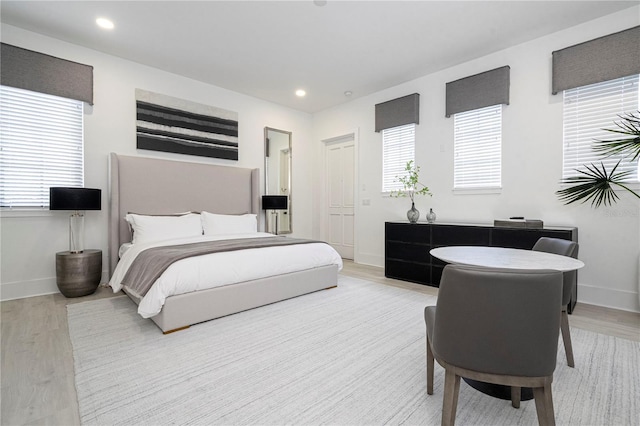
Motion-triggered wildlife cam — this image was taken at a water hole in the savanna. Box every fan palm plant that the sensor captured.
[556,111,640,207]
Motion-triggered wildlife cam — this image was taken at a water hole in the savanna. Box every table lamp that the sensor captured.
[50,187,101,253]
[261,195,288,235]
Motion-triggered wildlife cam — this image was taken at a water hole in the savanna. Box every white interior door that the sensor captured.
[326,139,355,259]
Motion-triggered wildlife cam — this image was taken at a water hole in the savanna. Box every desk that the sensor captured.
[429,246,584,401]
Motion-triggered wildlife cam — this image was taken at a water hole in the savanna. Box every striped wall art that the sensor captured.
[135,89,239,160]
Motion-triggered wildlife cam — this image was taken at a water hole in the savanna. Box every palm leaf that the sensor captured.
[556,161,639,207]
[592,111,640,161]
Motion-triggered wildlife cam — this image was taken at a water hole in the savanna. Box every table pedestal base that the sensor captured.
[463,378,533,401]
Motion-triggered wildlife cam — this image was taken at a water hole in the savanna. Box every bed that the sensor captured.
[108,153,341,333]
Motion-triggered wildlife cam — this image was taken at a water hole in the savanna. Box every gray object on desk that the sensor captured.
[56,249,102,297]
[494,218,543,229]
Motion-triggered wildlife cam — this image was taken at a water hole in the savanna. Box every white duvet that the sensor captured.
[109,233,343,318]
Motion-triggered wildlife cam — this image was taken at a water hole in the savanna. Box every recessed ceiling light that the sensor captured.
[295,89,306,97]
[344,91,353,97]
[96,17,114,30]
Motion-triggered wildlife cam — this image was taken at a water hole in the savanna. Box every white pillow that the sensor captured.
[125,213,202,244]
[201,212,257,235]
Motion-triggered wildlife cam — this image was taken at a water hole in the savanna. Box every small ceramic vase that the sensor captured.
[426,208,436,223]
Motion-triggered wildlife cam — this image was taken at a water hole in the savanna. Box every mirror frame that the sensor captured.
[264,127,292,234]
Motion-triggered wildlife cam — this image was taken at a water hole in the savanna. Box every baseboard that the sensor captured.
[578,283,640,313]
[6,268,638,314]
[354,252,383,268]
[0,277,59,301]
[0,269,109,301]
[348,257,640,314]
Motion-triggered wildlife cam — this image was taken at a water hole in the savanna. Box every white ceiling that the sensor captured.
[1,1,638,113]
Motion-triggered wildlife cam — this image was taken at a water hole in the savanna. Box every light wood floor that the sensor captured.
[341,260,640,341]
[1,260,639,425]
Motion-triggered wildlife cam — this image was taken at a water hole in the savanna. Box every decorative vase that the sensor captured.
[407,202,420,223]
[426,208,436,223]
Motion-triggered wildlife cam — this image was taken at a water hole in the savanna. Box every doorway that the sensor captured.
[324,134,356,260]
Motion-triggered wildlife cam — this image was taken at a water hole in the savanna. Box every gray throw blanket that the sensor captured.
[121,237,324,298]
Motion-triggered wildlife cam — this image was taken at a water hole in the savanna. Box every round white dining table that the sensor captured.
[430,246,584,272]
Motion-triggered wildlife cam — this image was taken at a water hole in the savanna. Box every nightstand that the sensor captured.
[55,249,102,297]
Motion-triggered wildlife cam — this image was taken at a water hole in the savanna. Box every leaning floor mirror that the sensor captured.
[264,127,292,234]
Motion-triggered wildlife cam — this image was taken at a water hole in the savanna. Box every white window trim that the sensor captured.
[0,208,55,218]
[453,187,502,195]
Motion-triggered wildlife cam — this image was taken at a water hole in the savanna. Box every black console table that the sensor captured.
[385,221,579,312]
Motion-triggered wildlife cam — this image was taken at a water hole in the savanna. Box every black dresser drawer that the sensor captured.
[385,222,430,243]
[386,240,430,263]
[432,224,490,246]
[385,259,430,285]
[492,228,574,249]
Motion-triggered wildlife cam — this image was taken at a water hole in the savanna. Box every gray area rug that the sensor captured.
[68,275,638,425]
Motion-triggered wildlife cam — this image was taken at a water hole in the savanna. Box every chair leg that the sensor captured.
[427,335,434,395]
[533,383,556,426]
[441,368,460,426]
[560,309,575,367]
[511,386,521,408]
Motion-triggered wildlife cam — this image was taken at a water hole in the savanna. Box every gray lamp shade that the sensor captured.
[49,187,101,210]
[262,195,288,210]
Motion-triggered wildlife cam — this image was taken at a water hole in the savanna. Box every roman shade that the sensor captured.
[0,43,93,104]
[445,66,510,118]
[552,26,640,95]
[374,93,420,132]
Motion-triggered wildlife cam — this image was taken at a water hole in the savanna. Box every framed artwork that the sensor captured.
[135,89,238,160]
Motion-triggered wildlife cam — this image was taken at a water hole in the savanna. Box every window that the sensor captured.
[563,75,639,182]
[382,123,415,192]
[453,104,502,189]
[0,85,84,208]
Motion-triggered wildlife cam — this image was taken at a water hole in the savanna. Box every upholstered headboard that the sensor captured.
[108,153,260,276]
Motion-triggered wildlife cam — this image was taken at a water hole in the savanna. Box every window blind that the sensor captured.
[382,123,415,192]
[563,74,639,181]
[0,85,84,208]
[454,104,502,189]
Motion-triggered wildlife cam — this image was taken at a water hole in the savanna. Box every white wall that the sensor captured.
[312,8,640,313]
[3,10,640,313]
[0,25,314,300]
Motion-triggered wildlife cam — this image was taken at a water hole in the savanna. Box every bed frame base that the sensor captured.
[125,265,339,333]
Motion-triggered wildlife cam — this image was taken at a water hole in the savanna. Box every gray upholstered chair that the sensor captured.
[532,237,579,368]
[425,264,563,426]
